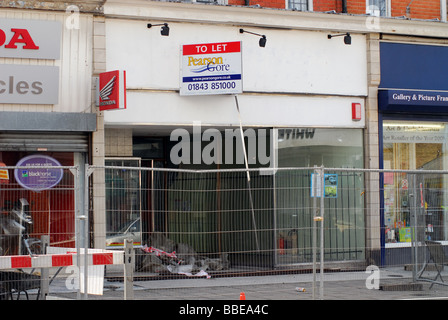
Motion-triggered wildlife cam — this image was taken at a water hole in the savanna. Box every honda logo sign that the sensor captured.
[98,70,127,111]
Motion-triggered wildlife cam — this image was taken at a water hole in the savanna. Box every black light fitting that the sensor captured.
[327,32,351,45]
[147,23,170,36]
[239,28,267,47]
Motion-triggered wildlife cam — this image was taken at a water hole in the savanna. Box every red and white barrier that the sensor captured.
[0,248,124,296]
[0,250,123,270]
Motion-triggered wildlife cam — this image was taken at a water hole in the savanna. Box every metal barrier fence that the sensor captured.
[0,165,79,256]
[93,165,448,300]
[0,164,125,300]
[1,163,448,300]
[0,165,79,299]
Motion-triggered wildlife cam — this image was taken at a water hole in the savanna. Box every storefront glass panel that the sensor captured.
[383,121,448,244]
[0,151,75,254]
[104,158,142,248]
[276,128,365,263]
[107,128,366,267]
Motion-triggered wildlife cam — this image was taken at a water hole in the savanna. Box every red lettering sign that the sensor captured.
[0,30,5,47]
[183,41,241,56]
[0,28,39,50]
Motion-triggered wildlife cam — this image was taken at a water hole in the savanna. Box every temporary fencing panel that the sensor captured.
[99,165,367,270]
[0,165,79,256]
[96,164,448,300]
[0,164,127,300]
[2,162,448,300]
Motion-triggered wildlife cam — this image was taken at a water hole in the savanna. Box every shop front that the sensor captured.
[102,5,368,267]
[378,41,448,265]
[0,132,91,252]
[0,12,97,253]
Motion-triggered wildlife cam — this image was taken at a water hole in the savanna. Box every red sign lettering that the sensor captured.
[183,41,241,56]
[0,30,5,47]
[0,28,39,50]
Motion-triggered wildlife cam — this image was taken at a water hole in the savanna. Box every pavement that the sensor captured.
[8,267,444,320]
[6,267,446,320]
[41,266,448,301]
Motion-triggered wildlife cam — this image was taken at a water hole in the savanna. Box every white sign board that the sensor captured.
[0,18,61,59]
[0,64,60,104]
[180,41,242,96]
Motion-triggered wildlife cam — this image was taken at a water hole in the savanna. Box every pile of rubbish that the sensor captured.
[136,234,229,278]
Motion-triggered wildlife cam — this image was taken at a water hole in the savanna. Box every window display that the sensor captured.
[0,152,75,255]
[383,121,448,244]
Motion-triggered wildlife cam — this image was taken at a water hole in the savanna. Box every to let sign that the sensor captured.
[180,41,242,96]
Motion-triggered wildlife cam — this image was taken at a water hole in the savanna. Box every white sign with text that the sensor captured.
[180,41,242,96]
[0,18,61,59]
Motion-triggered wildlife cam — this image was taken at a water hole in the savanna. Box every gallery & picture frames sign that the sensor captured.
[180,41,242,96]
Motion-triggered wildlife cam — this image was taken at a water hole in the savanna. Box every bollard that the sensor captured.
[39,235,50,300]
[124,238,134,300]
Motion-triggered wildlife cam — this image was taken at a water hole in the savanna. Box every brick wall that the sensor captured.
[314,0,343,12]
[228,0,443,20]
[257,0,286,8]
[346,0,367,14]
[228,0,285,8]
[391,0,440,20]
[228,0,247,5]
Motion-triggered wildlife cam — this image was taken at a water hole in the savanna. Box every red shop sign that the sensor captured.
[98,70,127,111]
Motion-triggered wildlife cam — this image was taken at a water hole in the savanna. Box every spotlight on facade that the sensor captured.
[239,28,267,47]
[327,32,351,45]
[147,23,170,36]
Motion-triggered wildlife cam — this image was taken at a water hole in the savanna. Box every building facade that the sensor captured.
[99,0,448,267]
[1,0,447,269]
[219,0,447,22]
[0,1,103,250]
[378,39,448,264]
[101,0,368,266]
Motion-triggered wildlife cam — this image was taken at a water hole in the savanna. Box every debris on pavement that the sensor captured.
[136,234,229,278]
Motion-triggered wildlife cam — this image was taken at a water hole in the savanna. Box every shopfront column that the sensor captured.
[365,33,382,264]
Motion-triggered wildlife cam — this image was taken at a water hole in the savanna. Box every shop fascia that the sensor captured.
[0,18,61,105]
